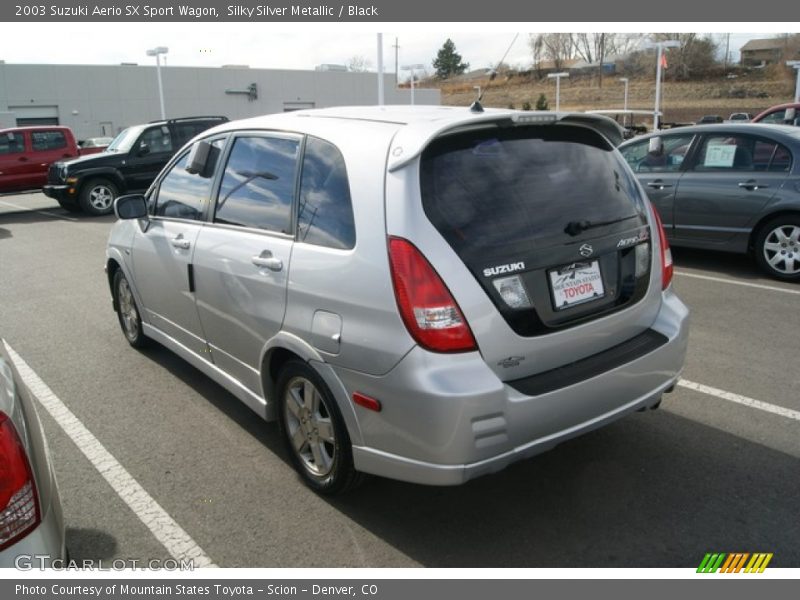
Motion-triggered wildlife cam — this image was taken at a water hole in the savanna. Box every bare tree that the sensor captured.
[649,33,719,79]
[540,33,574,71]
[529,34,546,77]
[346,55,373,72]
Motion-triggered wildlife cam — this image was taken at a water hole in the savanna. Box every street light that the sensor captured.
[146,46,169,120]
[547,72,569,112]
[619,77,629,112]
[787,61,800,103]
[645,40,680,131]
[401,64,425,105]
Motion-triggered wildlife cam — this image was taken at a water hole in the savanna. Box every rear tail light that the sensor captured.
[388,237,477,353]
[650,204,674,290]
[0,411,40,551]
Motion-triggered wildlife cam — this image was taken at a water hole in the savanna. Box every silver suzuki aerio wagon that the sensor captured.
[106,106,689,494]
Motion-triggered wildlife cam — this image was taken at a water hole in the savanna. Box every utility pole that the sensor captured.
[724,33,730,70]
[392,37,400,86]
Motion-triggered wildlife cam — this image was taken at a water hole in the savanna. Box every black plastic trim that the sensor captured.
[507,329,669,396]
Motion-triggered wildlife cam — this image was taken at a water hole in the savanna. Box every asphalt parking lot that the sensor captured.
[1,191,798,568]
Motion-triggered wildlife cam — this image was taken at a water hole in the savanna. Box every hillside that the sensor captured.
[432,70,797,125]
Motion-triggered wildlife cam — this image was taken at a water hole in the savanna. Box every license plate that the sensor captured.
[549,260,605,310]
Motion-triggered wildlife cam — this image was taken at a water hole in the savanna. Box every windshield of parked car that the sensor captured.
[105,126,144,153]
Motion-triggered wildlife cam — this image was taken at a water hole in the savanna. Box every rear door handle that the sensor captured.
[252,250,283,271]
[738,180,769,191]
[646,180,673,190]
[170,234,191,250]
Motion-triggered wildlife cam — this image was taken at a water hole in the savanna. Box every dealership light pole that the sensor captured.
[647,40,680,131]
[146,46,168,120]
[547,72,569,112]
[377,33,385,106]
[788,61,800,103]
[402,64,425,105]
[619,77,629,111]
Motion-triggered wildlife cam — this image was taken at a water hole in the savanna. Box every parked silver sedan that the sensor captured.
[620,124,800,281]
[0,341,65,567]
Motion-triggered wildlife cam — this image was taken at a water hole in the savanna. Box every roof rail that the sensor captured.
[147,116,229,124]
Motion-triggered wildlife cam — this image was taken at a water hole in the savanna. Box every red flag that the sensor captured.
[660,52,668,69]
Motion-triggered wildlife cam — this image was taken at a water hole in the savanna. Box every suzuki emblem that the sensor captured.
[579,244,594,257]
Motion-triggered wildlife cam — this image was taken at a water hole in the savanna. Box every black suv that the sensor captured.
[43,116,227,215]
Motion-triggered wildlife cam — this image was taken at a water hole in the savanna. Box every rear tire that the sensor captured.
[79,178,118,216]
[113,269,149,348]
[276,360,363,495]
[754,215,800,282]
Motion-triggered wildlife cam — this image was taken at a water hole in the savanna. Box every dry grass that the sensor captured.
[434,71,797,125]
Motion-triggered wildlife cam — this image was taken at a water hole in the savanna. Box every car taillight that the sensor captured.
[650,203,673,290]
[0,411,40,551]
[388,237,477,353]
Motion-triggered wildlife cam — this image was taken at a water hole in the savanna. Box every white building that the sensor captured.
[0,62,440,140]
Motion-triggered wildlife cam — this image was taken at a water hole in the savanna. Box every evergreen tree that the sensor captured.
[433,39,470,79]
[535,94,549,110]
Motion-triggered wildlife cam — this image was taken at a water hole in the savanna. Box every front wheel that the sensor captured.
[113,270,149,348]
[754,216,800,282]
[79,178,118,216]
[276,360,363,495]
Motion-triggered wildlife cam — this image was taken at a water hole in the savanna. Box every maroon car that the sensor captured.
[752,103,800,126]
[0,126,80,193]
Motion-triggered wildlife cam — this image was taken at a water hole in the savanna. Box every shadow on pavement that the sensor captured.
[134,342,800,568]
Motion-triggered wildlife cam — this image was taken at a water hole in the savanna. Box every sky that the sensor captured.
[0,24,793,76]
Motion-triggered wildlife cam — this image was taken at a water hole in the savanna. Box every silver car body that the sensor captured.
[106,106,689,485]
[0,341,66,567]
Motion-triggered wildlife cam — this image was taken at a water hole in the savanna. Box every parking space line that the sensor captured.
[0,199,79,222]
[3,341,218,568]
[674,271,800,296]
[679,378,800,422]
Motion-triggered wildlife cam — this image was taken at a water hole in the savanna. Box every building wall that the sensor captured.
[0,63,440,140]
[740,49,782,66]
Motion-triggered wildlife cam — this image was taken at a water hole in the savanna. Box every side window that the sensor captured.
[770,143,793,172]
[138,126,173,155]
[297,137,356,249]
[31,130,67,151]
[153,139,224,220]
[0,133,26,155]
[620,134,694,173]
[214,135,300,233]
[758,111,786,125]
[694,135,756,172]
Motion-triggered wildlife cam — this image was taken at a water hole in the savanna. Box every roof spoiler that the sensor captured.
[387,111,625,172]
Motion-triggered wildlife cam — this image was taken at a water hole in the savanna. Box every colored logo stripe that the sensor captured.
[697,553,773,573]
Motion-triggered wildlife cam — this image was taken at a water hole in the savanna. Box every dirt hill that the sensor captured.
[432,69,797,125]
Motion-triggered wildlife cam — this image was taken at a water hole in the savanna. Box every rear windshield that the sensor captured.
[420,125,646,262]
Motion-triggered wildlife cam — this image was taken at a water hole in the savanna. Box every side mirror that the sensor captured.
[114,194,148,220]
[648,137,664,154]
[785,108,797,123]
[137,143,150,157]
[185,140,219,178]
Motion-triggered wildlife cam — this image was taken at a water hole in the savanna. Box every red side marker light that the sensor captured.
[353,392,382,412]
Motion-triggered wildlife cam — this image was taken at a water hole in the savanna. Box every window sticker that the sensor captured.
[704,144,737,168]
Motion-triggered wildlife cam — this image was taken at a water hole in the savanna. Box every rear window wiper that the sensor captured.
[564,215,635,237]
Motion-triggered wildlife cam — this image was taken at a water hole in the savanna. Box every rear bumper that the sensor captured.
[338,290,689,486]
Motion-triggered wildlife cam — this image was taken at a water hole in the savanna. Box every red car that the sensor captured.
[752,103,800,126]
[0,126,80,193]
